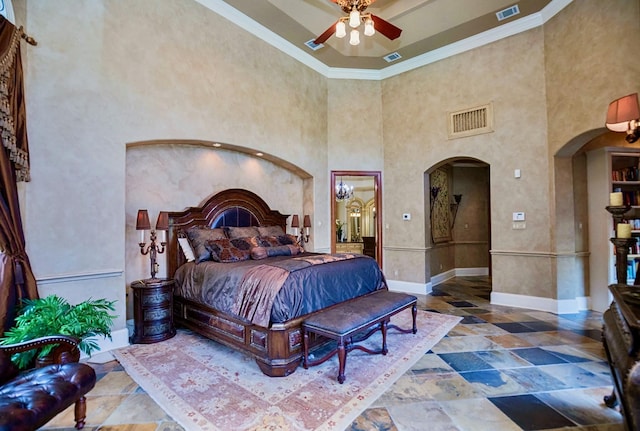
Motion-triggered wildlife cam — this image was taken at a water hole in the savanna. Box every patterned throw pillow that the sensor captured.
[186,226,227,263]
[257,234,301,249]
[225,226,261,239]
[251,244,301,260]
[257,225,285,237]
[205,237,257,263]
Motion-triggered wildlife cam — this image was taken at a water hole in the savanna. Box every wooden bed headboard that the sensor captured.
[166,188,289,277]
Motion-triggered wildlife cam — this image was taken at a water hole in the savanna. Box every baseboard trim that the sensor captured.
[387,279,431,295]
[81,327,129,359]
[491,291,588,314]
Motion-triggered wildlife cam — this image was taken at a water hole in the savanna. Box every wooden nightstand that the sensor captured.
[130,278,176,344]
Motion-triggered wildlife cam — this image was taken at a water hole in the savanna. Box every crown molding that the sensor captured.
[195,0,573,81]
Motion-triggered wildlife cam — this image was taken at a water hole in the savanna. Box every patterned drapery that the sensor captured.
[0,15,37,334]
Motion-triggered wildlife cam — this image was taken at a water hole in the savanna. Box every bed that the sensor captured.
[166,188,386,377]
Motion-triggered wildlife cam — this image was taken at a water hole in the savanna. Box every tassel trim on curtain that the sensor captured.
[0,23,28,182]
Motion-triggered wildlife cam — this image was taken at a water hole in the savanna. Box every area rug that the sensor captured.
[112,309,461,431]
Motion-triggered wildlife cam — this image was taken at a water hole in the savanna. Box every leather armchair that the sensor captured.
[0,335,97,430]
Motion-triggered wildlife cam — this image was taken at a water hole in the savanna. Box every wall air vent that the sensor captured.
[304,39,323,51]
[383,52,402,63]
[496,5,520,21]
[447,103,494,139]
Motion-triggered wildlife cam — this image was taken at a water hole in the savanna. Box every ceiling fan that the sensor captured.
[313,0,402,46]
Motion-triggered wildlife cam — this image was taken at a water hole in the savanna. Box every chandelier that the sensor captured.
[334,1,376,46]
[335,178,354,201]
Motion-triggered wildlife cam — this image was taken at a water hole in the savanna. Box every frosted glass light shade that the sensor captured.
[364,18,375,36]
[350,29,360,45]
[336,20,346,38]
[349,10,360,28]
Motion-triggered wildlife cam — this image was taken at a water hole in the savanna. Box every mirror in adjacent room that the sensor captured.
[331,171,382,267]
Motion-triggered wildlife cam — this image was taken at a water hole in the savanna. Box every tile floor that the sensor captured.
[42,276,624,430]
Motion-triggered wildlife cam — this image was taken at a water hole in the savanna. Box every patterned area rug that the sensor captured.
[113,309,461,431]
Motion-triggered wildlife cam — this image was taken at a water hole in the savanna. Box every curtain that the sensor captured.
[0,16,37,334]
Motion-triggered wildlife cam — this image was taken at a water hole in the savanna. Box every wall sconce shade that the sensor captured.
[606,93,640,143]
[291,214,300,228]
[606,93,640,133]
[156,211,169,231]
[136,210,151,230]
[303,215,311,228]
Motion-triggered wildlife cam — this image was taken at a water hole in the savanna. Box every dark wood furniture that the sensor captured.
[130,278,176,344]
[167,188,382,377]
[0,335,97,430]
[302,290,417,383]
[603,283,640,431]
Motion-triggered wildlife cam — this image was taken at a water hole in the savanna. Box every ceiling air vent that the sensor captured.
[383,52,402,63]
[304,39,323,51]
[496,5,520,21]
[447,103,494,139]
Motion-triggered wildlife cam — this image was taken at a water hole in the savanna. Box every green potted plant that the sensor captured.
[0,294,117,369]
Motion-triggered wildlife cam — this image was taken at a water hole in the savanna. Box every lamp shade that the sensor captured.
[156,211,169,231]
[303,215,311,228]
[136,210,151,230]
[291,214,300,228]
[606,93,640,132]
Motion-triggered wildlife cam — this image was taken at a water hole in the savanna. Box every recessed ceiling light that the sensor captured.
[213,143,222,147]
[256,152,264,157]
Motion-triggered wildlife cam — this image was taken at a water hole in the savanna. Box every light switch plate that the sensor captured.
[513,212,525,221]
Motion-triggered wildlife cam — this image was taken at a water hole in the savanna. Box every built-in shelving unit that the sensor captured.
[611,152,640,282]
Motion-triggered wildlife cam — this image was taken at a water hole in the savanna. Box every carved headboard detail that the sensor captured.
[166,188,289,277]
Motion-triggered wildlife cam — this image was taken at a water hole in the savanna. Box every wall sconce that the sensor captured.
[291,214,311,248]
[136,209,169,279]
[606,93,640,143]
[450,194,462,228]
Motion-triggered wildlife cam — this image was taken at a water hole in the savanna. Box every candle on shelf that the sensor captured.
[617,223,632,238]
[610,192,623,206]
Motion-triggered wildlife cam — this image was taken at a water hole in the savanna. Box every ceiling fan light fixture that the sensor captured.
[349,9,360,28]
[336,20,347,38]
[349,29,360,45]
[364,17,375,36]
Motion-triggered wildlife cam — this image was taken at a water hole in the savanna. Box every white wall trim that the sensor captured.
[387,279,430,296]
[491,291,588,315]
[455,267,489,277]
[80,327,129,359]
[37,269,123,285]
[195,0,572,81]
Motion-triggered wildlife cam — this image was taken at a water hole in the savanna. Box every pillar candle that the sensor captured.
[617,223,632,238]
[610,192,623,206]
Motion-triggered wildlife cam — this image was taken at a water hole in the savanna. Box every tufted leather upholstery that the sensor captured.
[0,335,97,430]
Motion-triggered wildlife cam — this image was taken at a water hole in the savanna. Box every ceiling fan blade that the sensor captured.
[314,21,338,45]
[370,14,402,40]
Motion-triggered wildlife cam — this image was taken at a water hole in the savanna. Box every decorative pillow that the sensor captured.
[186,226,227,263]
[178,237,196,262]
[251,244,301,260]
[205,238,253,263]
[225,226,261,239]
[258,234,300,247]
[257,225,285,237]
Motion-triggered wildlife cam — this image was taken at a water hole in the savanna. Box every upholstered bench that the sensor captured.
[302,290,417,383]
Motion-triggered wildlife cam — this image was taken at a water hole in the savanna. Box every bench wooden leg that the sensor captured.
[302,328,309,369]
[337,337,347,384]
[411,303,417,334]
[381,320,388,355]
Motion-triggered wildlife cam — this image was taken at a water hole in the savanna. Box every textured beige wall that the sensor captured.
[14,0,640,336]
[382,28,550,294]
[19,0,327,333]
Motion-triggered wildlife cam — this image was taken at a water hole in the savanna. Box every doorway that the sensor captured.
[331,171,382,267]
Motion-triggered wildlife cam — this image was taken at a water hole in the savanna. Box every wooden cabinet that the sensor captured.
[602,283,640,431]
[130,278,176,344]
[335,242,363,254]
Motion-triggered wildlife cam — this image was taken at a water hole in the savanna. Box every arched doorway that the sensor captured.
[426,158,491,286]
